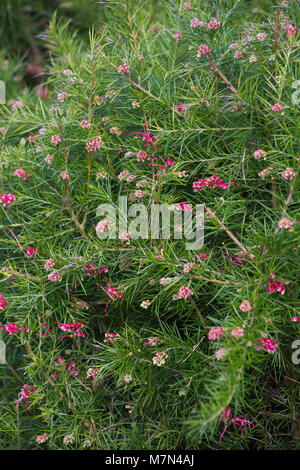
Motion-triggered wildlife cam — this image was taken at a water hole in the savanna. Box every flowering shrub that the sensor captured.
[0,0,299,450]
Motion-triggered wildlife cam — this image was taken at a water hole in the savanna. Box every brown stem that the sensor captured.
[98,51,180,114]
[124,0,139,53]
[206,207,254,258]
[205,55,238,95]
[0,269,40,282]
[193,274,243,286]
[189,298,206,328]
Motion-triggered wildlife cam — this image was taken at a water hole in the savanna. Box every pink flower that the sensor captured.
[86,136,103,151]
[183,262,195,274]
[253,149,266,159]
[272,103,284,113]
[219,406,254,443]
[258,166,273,179]
[256,337,279,354]
[45,154,53,165]
[55,321,87,339]
[281,168,296,181]
[25,247,39,258]
[96,280,123,315]
[118,64,130,74]
[183,1,192,9]
[143,337,162,347]
[133,121,155,148]
[231,328,244,338]
[277,217,294,230]
[191,18,206,28]
[16,384,36,411]
[234,50,244,59]
[287,25,296,37]
[51,135,61,145]
[104,332,120,342]
[79,119,91,128]
[208,327,225,341]
[174,285,193,300]
[208,19,220,30]
[152,350,168,366]
[44,259,55,270]
[197,44,211,57]
[291,317,300,322]
[256,33,267,41]
[28,135,37,143]
[60,170,70,180]
[63,69,73,76]
[215,348,229,360]
[48,270,62,282]
[0,322,30,335]
[95,219,111,233]
[11,101,24,111]
[0,294,7,310]
[132,101,140,108]
[193,168,239,191]
[266,277,287,295]
[173,32,183,41]
[0,193,17,207]
[120,231,130,244]
[137,150,149,162]
[239,300,251,312]
[36,433,50,444]
[57,92,69,101]
[14,168,30,180]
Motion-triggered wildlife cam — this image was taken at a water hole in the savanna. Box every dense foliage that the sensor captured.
[0,0,299,450]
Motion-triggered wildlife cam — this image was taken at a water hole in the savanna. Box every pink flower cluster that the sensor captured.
[253,149,266,159]
[95,219,111,233]
[104,332,120,342]
[0,322,30,335]
[60,170,70,180]
[16,384,36,411]
[173,285,193,300]
[11,101,24,111]
[208,327,225,341]
[14,168,30,180]
[231,327,244,338]
[44,259,55,270]
[277,217,294,230]
[173,32,183,41]
[256,336,279,354]
[272,103,284,113]
[193,169,239,191]
[79,119,91,128]
[25,247,39,258]
[197,44,211,57]
[118,64,130,74]
[0,193,17,207]
[266,274,288,295]
[183,2,191,10]
[281,168,296,181]
[207,19,220,30]
[190,18,206,28]
[239,300,251,312]
[56,321,87,339]
[48,270,62,282]
[86,136,103,152]
[0,294,7,310]
[143,337,162,347]
[51,134,61,145]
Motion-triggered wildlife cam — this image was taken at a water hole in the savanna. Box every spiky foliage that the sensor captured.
[0,0,299,450]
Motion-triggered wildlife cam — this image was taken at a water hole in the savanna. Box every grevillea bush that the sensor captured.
[0,0,299,450]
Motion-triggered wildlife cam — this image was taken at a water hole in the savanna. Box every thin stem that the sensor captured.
[98,51,180,114]
[206,207,254,258]
[124,0,139,53]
